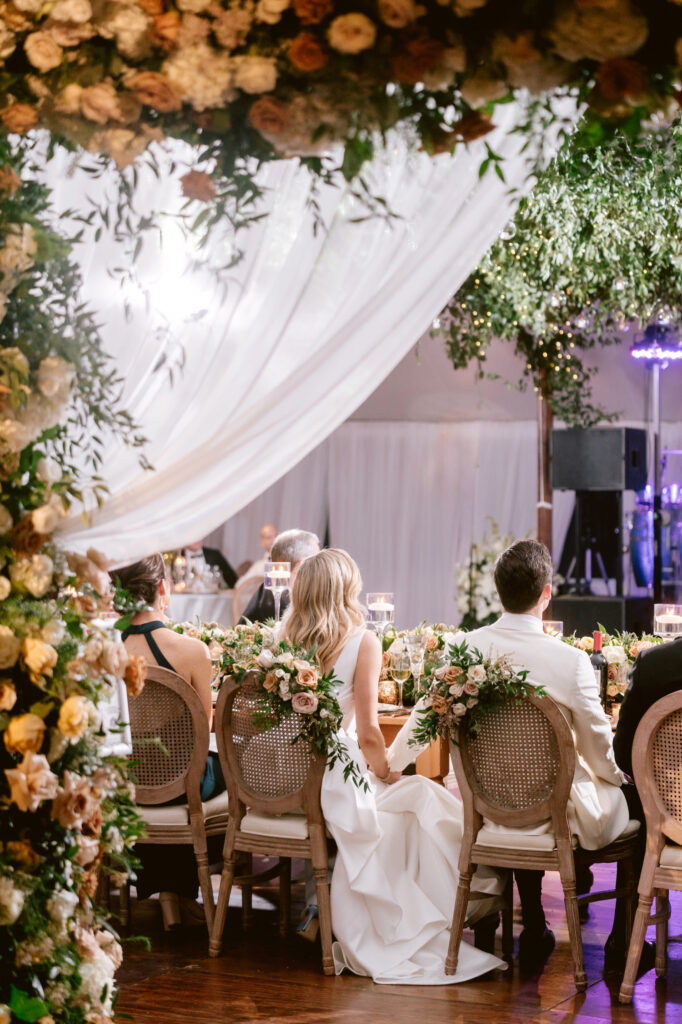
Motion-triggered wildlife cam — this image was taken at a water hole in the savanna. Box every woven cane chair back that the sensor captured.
[215,673,325,816]
[128,665,209,806]
[456,694,575,829]
[632,691,682,846]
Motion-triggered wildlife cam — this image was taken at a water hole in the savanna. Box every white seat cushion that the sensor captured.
[202,789,229,821]
[138,789,229,829]
[240,810,309,840]
[475,817,640,854]
[660,843,682,869]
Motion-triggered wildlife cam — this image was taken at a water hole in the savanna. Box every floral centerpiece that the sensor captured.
[0,147,145,1024]
[563,628,663,705]
[380,622,456,705]
[411,639,541,746]
[173,620,368,788]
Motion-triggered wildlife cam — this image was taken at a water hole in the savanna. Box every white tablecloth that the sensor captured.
[169,591,234,627]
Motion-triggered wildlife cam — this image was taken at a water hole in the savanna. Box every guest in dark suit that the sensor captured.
[614,636,682,778]
[184,540,238,589]
[241,529,320,623]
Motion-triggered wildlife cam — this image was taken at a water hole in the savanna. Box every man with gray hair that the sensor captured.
[239,528,320,624]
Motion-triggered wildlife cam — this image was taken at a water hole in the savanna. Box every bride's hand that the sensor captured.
[376,770,402,785]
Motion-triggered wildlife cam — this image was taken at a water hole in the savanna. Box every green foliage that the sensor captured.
[438,119,682,425]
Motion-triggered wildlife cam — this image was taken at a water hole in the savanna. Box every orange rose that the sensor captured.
[289,32,328,71]
[263,670,279,692]
[293,0,333,24]
[153,11,181,49]
[431,695,449,715]
[124,655,147,698]
[249,95,289,135]
[453,111,493,142]
[597,58,647,100]
[392,31,443,85]
[127,71,182,112]
[180,169,216,202]
[138,0,164,14]
[0,104,39,135]
[0,167,22,195]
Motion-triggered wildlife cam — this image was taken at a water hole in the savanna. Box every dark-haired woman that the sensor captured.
[113,554,224,930]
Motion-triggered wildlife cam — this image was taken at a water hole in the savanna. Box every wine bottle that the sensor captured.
[590,630,608,709]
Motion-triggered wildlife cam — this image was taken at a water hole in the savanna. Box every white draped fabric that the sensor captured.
[52,105,551,561]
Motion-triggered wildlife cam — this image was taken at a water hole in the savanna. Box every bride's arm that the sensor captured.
[353,632,401,785]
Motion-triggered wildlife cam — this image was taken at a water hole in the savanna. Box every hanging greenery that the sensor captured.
[436,117,682,425]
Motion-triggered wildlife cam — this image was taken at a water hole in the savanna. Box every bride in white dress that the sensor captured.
[282,549,505,985]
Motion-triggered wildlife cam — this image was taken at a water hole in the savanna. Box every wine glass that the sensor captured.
[264,561,291,622]
[389,651,410,709]
[366,593,395,638]
[232,642,254,672]
[405,631,427,696]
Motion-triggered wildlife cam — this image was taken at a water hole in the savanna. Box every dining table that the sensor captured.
[169,590,234,627]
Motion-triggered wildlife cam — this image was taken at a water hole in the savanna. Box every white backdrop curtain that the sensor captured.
[48,103,561,561]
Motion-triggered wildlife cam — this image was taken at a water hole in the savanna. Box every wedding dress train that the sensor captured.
[321,631,505,984]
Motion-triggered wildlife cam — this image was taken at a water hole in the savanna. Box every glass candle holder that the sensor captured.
[654,604,682,639]
[543,620,564,637]
[264,561,291,621]
[366,593,395,637]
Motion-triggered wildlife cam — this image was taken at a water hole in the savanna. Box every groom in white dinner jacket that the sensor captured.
[454,539,631,966]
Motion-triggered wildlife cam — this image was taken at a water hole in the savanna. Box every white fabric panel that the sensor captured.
[52,103,549,560]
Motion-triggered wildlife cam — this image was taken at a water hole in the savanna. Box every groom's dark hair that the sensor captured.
[493,540,553,614]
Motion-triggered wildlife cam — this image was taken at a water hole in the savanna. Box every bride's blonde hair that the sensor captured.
[283,548,366,672]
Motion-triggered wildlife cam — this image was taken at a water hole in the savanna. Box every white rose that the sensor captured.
[163,42,234,111]
[255,0,289,24]
[10,553,54,598]
[327,13,377,54]
[277,651,294,668]
[41,619,66,645]
[0,876,24,925]
[0,578,10,601]
[467,664,487,683]
[0,506,13,534]
[37,356,75,402]
[32,504,59,535]
[36,456,62,485]
[50,0,92,21]
[24,31,63,72]
[0,625,21,669]
[0,419,31,454]
[233,55,277,94]
[603,645,627,665]
[256,648,275,668]
[47,888,79,928]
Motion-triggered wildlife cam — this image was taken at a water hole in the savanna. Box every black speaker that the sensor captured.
[551,596,653,636]
[551,428,647,492]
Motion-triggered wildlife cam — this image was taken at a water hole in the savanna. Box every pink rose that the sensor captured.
[463,680,479,697]
[291,691,318,714]
[451,702,467,718]
[449,683,464,698]
[51,771,98,829]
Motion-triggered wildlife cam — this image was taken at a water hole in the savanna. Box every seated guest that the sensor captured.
[456,539,629,967]
[240,529,320,624]
[184,538,238,589]
[112,554,225,931]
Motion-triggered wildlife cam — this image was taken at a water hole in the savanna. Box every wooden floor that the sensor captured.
[116,862,682,1024]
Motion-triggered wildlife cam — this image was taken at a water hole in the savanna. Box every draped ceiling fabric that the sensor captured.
[53,103,559,561]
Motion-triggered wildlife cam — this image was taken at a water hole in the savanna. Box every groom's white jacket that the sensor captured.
[454,612,629,850]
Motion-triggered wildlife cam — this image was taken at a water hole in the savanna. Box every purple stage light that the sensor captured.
[630,323,682,361]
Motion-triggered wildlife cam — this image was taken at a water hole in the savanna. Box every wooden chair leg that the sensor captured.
[502,874,514,963]
[623,855,636,947]
[310,829,334,977]
[209,824,237,957]
[619,893,654,1003]
[446,865,473,976]
[241,853,253,930]
[279,857,291,938]
[562,882,587,991]
[655,890,669,978]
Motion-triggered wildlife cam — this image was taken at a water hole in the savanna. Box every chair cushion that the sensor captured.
[240,810,309,840]
[616,819,641,841]
[660,843,682,869]
[475,825,578,852]
[138,789,229,829]
[203,789,229,821]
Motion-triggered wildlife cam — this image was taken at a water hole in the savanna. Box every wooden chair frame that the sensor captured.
[619,690,682,1003]
[124,665,222,932]
[209,673,333,975]
[447,693,639,991]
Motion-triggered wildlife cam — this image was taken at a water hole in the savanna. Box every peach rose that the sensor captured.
[293,0,332,22]
[127,70,183,112]
[22,637,58,685]
[58,695,90,741]
[291,690,318,714]
[4,714,46,755]
[0,104,39,135]
[100,638,128,676]
[0,167,22,195]
[443,665,464,684]
[263,670,279,692]
[80,82,120,124]
[138,0,164,14]
[392,31,443,84]
[628,640,653,659]
[51,771,98,829]
[24,31,63,71]
[463,680,479,697]
[466,696,478,709]
[0,679,16,710]
[75,835,100,866]
[249,96,289,134]
[289,32,328,71]
[431,694,449,714]
[5,751,58,812]
[153,11,181,48]
[424,634,440,651]
[295,665,319,688]
[453,111,493,142]
[378,0,421,29]
[180,169,216,202]
[5,839,40,871]
[327,13,376,54]
[124,655,147,698]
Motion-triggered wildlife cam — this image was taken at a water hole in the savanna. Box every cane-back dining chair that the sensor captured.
[447,693,640,991]
[619,690,682,1003]
[126,665,229,932]
[208,672,333,975]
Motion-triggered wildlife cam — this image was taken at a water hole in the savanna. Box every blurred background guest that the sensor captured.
[240,529,320,623]
[184,538,238,589]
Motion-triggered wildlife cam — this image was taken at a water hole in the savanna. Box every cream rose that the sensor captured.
[51,771,98,829]
[378,0,421,28]
[4,713,46,755]
[277,651,294,668]
[22,637,58,685]
[451,701,467,717]
[449,682,464,697]
[0,876,25,925]
[291,690,318,714]
[0,506,13,534]
[548,0,648,62]
[0,679,16,710]
[55,83,83,114]
[58,695,91,741]
[51,0,92,21]
[327,13,377,54]
[47,889,79,931]
[10,553,54,598]
[467,664,487,683]
[41,619,65,646]
[99,638,128,676]
[0,578,10,601]
[233,55,278,94]
[0,625,21,669]
[463,680,479,697]
[24,32,63,72]
[255,0,290,23]
[32,503,59,535]
[256,648,275,669]
[5,751,58,812]
[36,456,62,485]
[37,356,75,401]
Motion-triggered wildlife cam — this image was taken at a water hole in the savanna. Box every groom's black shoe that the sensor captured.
[604,936,655,978]
[518,926,556,971]
[473,912,500,955]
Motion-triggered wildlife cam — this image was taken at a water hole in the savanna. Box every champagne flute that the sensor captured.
[264,561,291,622]
[389,651,410,709]
[405,631,426,696]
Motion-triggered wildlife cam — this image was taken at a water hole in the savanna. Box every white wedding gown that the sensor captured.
[322,630,505,984]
